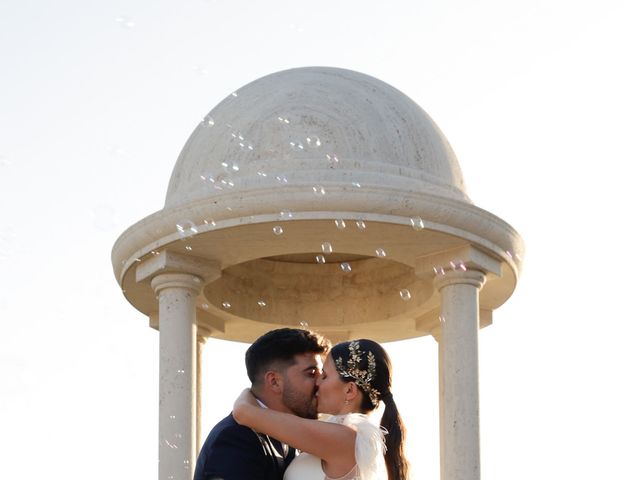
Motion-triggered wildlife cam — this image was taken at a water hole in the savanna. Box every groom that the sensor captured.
[193,328,330,480]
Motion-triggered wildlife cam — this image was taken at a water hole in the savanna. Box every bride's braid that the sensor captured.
[330,340,410,480]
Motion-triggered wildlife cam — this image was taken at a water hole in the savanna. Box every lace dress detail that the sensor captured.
[283,413,387,480]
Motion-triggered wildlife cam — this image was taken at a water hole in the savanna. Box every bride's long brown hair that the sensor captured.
[330,339,410,480]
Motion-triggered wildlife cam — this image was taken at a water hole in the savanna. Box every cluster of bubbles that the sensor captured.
[165,214,439,302]
[152,105,525,314]
[432,260,468,277]
[216,299,270,311]
[197,107,348,199]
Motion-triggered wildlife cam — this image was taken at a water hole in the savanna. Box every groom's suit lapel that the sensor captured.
[253,431,295,476]
[267,436,297,468]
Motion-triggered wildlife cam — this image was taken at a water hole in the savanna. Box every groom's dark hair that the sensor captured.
[245,328,330,385]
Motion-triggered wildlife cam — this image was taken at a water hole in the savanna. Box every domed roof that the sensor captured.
[113,66,524,344]
[165,66,468,209]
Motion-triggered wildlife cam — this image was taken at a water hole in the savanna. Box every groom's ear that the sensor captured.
[264,370,284,393]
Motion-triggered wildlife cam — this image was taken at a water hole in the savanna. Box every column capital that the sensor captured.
[135,250,221,284]
[150,272,205,295]
[433,269,487,291]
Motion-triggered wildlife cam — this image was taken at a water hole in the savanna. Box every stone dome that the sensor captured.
[165,66,469,209]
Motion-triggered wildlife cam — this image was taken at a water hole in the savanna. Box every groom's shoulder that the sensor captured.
[205,413,258,444]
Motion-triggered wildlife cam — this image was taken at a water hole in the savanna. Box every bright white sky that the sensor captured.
[1,0,639,478]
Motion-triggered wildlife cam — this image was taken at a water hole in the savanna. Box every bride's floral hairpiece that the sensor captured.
[334,340,381,406]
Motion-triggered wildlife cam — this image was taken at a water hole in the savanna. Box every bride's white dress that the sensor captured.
[283,413,387,480]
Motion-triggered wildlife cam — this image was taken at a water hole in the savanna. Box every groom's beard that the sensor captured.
[282,383,318,419]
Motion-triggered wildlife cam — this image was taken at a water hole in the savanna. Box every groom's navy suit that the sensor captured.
[194,413,296,480]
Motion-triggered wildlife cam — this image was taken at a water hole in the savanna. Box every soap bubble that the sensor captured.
[306,135,322,148]
[506,250,523,261]
[433,266,446,276]
[399,289,411,301]
[176,220,198,238]
[193,65,209,76]
[334,219,346,230]
[221,160,239,173]
[375,248,386,258]
[115,16,136,28]
[340,262,352,273]
[90,204,118,232]
[321,242,333,254]
[449,260,467,271]
[315,254,326,264]
[279,209,293,220]
[273,226,283,235]
[312,185,326,196]
[356,220,366,230]
[222,301,231,309]
[410,217,425,231]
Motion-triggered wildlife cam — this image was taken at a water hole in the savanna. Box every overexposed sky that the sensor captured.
[1,1,639,478]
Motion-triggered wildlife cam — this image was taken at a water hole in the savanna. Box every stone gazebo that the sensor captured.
[112,67,523,480]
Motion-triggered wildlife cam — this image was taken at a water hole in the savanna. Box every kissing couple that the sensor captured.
[193,327,410,480]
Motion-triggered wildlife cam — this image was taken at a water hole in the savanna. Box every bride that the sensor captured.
[233,339,410,480]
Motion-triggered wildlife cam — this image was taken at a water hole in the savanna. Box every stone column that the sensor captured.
[136,251,220,480]
[196,330,209,452]
[416,246,501,480]
[434,269,486,480]
[151,272,202,480]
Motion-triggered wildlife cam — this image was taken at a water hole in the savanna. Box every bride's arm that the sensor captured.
[233,389,356,466]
